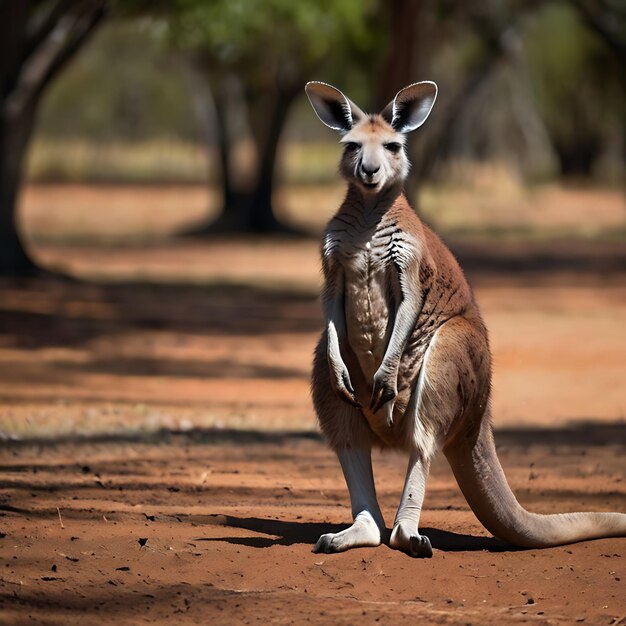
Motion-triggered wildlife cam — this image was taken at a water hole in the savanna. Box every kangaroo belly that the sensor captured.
[344,268,392,380]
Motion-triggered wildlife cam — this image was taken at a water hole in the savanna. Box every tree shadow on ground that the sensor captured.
[0,427,322,451]
[0,583,236,620]
[2,236,626,351]
[1,421,623,451]
[0,356,307,381]
[452,239,626,283]
[0,277,321,350]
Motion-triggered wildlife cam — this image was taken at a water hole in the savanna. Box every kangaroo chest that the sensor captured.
[343,243,392,377]
[324,214,415,379]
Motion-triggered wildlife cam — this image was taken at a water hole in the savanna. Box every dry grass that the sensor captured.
[27,139,211,185]
[19,180,626,245]
[26,139,340,186]
[24,137,625,244]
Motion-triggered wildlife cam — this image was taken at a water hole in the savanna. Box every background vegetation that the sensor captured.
[1,0,624,274]
[30,1,625,184]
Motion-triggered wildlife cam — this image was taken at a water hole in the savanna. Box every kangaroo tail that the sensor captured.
[444,420,626,548]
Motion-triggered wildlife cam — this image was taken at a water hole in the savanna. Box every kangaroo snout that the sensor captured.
[359,161,382,188]
[360,162,380,176]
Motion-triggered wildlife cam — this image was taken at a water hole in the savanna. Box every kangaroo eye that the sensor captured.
[344,142,360,152]
[384,142,402,153]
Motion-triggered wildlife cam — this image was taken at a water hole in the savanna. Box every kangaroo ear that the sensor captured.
[305,81,365,132]
[381,81,437,133]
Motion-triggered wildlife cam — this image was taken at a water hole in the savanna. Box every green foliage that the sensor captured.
[167,0,377,70]
[31,0,625,184]
[37,20,198,142]
[523,1,625,175]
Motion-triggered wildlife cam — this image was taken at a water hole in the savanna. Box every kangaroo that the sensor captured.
[305,80,626,558]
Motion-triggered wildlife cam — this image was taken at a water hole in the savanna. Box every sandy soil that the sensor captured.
[1,186,626,624]
[0,428,624,625]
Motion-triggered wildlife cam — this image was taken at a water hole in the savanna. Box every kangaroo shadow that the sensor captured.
[194,515,511,552]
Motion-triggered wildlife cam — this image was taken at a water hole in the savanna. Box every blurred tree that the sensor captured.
[573,0,626,67]
[525,2,625,177]
[374,0,425,110]
[421,2,556,182]
[380,0,624,187]
[37,21,199,143]
[373,1,538,202]
[165,0,376,234]
[0,0,106,275]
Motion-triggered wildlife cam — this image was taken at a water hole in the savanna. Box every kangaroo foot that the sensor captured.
[389,523,433,558]
[313,512,382,554]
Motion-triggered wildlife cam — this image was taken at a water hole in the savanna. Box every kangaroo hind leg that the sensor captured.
[312,339,386,553]
[389,452,432,557]
[390,316,490,557]
[313,445,386,553]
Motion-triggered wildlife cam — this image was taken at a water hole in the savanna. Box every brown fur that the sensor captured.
[306,81,626,555]
[312,188,489,455]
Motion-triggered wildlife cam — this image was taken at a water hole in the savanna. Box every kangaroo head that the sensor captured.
[305,81,437,194]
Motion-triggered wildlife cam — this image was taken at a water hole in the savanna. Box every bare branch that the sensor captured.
[24,0,77,63]
[573,0,626,65]
[36,3,106,97]
[6,1,106,118]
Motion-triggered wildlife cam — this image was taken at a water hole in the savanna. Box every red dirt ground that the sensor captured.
[1,185,626,624]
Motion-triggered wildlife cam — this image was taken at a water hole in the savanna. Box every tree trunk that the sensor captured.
[0,0,105,275]
[189,74,301,235]
[208,74,257,231]
[246,83,299,232]
[0,2,36,275]
[374,0,432,208]
[375,0,422,110]
[0,103,38,276]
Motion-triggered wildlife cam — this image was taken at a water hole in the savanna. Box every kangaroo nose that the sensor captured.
[361,163,380,176]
